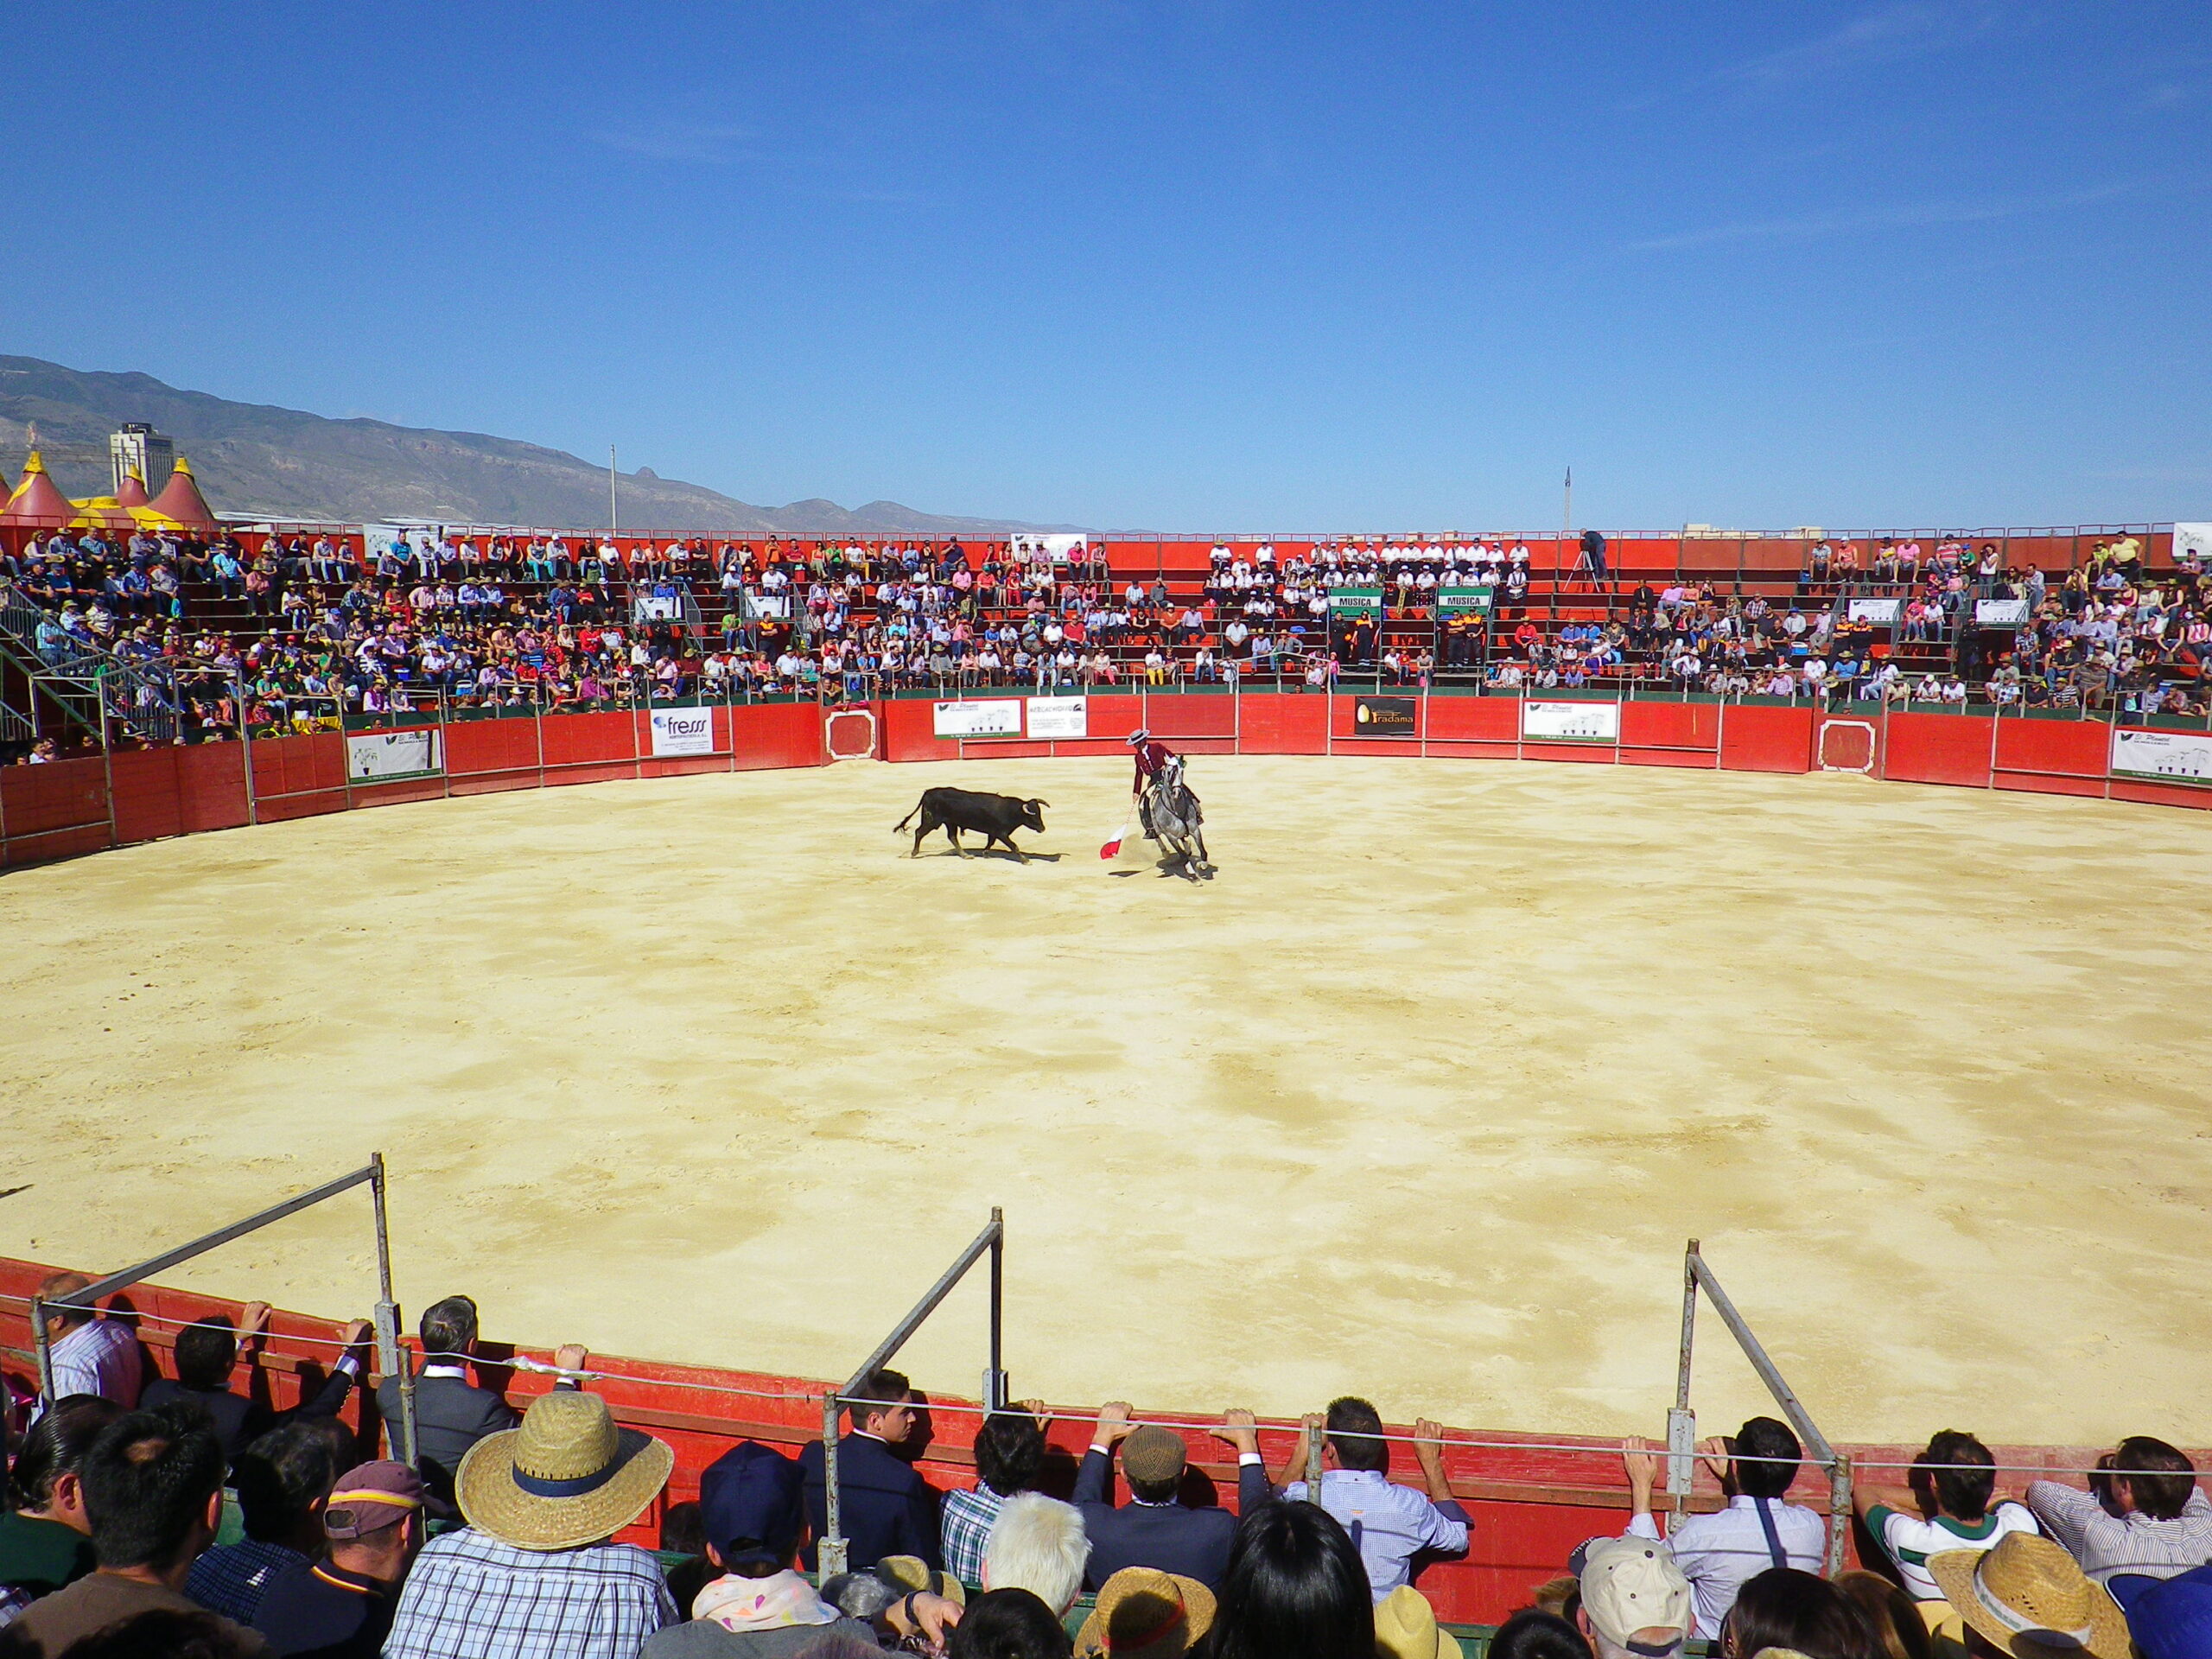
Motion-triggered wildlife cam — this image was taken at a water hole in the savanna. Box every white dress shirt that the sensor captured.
[47,1318,143,1409]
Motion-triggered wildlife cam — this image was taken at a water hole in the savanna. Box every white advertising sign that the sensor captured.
[743,592,791,620]
[932,699,1024,738]
[1521,700,1621,742]
[2112,728,2212,785]
[632,594,683,622]
[1026,696,1088,740]
[1847,598,1902,624]
[346,728,442,781]
[1975,598,2031,627]
[1007,532,1088,563]
[2175,524,2212,563]
[650,709,715,757]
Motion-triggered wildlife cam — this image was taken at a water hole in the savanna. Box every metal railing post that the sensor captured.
[369,1152,417,1466]
[31,1295,55,1407]
[1827,1451,1854,1578]
[985,1206,1007,1411]
[820,1393,848,1580]
[1669,1237,1699,1515]
[1305,1417,1325,1494]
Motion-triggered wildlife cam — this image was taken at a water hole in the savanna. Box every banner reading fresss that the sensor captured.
[649,709,715,757]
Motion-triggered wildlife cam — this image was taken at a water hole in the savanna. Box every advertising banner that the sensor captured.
[346,728,442,781]
[1007,532,1089,563]
[1437,584,1496,613]
[1974,598,2031,627]
[1522,700,1621,742]
[933,699,1024,738]
[1328,586,1384,614]
[2112,728,2212,785]
[742,592,792,620]
[1026,696,1088,740]
[649,709,716,757]
[1847,598,1902,624]
[632,594,683,622]
[1352,696,1417,736]
[2175,524,2212,563]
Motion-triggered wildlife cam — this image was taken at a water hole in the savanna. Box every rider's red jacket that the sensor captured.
[1133,740,1175,792]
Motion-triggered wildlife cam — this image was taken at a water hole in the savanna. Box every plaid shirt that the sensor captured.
[940,1484,1010,1586]
[385,1529,675,1659]
[186,1538,308,1624]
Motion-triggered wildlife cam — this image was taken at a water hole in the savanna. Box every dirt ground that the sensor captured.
[3,755,2208,1450]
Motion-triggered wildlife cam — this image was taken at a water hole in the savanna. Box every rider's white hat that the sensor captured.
[1126,728,1148,746]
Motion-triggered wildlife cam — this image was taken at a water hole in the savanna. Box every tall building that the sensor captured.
[111,423,175,497]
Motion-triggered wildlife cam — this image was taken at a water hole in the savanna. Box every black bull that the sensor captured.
[894,787,1050,861]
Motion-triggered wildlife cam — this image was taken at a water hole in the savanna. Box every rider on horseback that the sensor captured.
[1127,730,1206,873]
[1127,728,1178,798]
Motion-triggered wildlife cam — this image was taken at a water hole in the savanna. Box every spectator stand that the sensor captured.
[819,1208,1005,1578]
[1673,1238,1851,1573]
[27,1154,417,1464]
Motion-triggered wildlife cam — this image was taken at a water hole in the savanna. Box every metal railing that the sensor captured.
[818,1209,1004,1579]
[31,1154,416,1464]
[1673,1238,1850,1576]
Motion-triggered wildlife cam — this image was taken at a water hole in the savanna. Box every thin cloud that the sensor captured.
[1719,1,2002,87]
[592,123,756,165]
[1627,181,2143,252]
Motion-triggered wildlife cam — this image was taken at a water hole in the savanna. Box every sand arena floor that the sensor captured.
[2,755,2209,1447]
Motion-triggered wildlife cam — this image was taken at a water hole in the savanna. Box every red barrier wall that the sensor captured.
[1620,700,1720,768]
[1881,712,1998,789]
[7,696,2208,874]
[1992,719,2110,799]
[1719,704,1815,773]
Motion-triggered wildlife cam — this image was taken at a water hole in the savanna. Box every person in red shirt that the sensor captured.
[1127,728,1177,798]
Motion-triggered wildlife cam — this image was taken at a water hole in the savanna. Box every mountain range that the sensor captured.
[0,354,1075,537]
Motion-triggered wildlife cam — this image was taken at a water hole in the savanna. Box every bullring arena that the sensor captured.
[4,591,2212,1626]
[4,708,2209,1450]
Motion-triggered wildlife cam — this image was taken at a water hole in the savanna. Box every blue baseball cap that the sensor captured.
[697,1440,804,1568]
[2129,1563,2212,1659]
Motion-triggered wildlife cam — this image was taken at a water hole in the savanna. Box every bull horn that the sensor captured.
[1032,798,1051,807]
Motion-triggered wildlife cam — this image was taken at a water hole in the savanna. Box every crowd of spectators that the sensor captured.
[1,526,2207,759]
[5,1274,2208,1659]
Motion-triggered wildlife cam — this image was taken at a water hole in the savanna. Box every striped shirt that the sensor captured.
[384,1529,675,1659]
[2026,1483,2212,1586]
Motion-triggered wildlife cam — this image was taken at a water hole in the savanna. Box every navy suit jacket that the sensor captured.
[800,1433,940,1572]
[142,1363,355,1461]
[375,1373,516,1493]
[1072,1446,1273,1592]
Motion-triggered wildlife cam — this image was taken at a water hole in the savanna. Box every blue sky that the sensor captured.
[3,3,2206,531]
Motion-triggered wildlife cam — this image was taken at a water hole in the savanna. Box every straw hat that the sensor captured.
[1927,1535,2132,1659]
[456,1389,673,1552]
[1374,1586,1455,1659]
[1074,1567,1216,1657]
